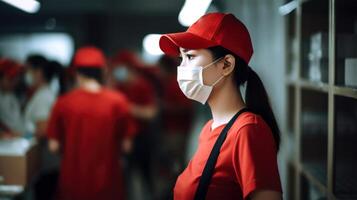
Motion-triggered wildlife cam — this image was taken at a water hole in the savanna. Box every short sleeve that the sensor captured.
[232,123,282,199]
[46,99,64,141]
[32,94,55,121]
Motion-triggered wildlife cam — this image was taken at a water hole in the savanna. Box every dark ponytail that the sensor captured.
[26,55,66,95]
[46,61,66,95]
[208,46,280,151]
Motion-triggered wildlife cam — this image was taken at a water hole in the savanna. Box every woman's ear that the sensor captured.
[222,54,235,76]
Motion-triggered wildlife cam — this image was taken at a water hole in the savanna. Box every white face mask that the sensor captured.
[113,66,129,82]
[177,58,224,104]
[25,72,34,86]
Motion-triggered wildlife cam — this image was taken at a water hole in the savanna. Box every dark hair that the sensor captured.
[47,61,66,95]
[208,46,281,151]
[76,67,103,84]
[26,54,54,83]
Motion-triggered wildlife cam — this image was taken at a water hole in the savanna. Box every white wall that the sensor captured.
[0,33,74,65]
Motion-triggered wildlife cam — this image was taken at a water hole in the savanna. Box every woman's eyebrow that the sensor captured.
[181,48,189,53]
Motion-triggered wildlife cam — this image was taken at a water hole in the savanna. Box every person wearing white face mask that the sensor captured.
[159,13,282,200]
[24,55,59,139]
[113,65,129,82]
[109,51,158,199]
[177,57,224,104]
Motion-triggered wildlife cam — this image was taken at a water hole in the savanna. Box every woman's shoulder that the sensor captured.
[231,111,270,136]
[236,111,259,125]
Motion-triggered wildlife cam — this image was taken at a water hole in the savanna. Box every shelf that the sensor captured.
[300,89,328,186]
[283,0,357,199]
[334,96,357,198]
[335,0,357,87]
[299,164,340,200]
[299,164,328,197]
[300,0,319,5]
[287,85,296,133]
[285,78,357,99]
[300,0,329,83]
[333,2,357,198]
[333,86,357,100]
[300,79,329,93]
[285,77,330,93]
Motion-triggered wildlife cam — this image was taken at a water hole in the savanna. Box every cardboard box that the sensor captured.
[0,138,39,186]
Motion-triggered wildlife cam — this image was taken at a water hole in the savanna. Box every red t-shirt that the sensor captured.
[47,88,136,200]
[115,78,155,134]
[174,112,282,200]
[115,78,155,106]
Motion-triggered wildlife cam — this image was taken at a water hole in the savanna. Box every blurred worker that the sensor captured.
[47,46,136,200]
[110,50,157,120]
[157,55,194,171]
[0,58,24,138]
[22,56,63,200]
[23,55,58,139]
[109,50,158,199]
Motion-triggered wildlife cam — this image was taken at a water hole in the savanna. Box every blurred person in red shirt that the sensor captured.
[0,58,24,138]
[47,46,136,200]
[157,55,194,170]
[108,50,158,198]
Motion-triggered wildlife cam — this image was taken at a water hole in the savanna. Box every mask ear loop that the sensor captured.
[202,57,224,70]
[200,57,224,85]
[211,75,224,87]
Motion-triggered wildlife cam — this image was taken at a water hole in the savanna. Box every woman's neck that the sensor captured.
[208,78,246,130]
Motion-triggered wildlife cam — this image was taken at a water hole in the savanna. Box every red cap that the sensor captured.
[0,59,23,79]
[159,12,253,64]
[72,46,106,68]
[110,50,143,69]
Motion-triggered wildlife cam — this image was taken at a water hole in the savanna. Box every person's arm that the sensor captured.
[0,121,21,138]
[35,120,48,139]
[130,104,157,120]
[232,123,283,200]
[250,190,282,200]
[46,99,63,154]
[117,95,137,154]
[48,138,60,154]
[121,137,133,154]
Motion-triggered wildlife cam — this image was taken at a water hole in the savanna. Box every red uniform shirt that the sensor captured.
[115,78,155,134]
[116,78,155,106]
[47,88,136,200]
[174,112,282,200]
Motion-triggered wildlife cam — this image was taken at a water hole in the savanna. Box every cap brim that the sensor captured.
[159,32,217,56]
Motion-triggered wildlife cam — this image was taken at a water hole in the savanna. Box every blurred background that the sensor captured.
[0,0,357,200]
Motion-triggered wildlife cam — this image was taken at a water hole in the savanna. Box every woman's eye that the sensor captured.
[186,54,194,60]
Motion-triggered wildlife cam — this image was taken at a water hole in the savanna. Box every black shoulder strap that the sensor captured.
[194,107,250,200]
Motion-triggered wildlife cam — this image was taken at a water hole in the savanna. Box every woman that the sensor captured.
[159,13,282,200]
[24,55,61,139]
